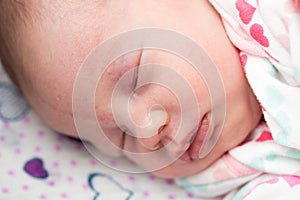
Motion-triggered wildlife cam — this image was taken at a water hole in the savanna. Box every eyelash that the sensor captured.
[132,49,143,89]
[132,66,139,89]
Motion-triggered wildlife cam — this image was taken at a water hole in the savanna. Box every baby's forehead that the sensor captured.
[1,0,90,26]
[0,0,42,50]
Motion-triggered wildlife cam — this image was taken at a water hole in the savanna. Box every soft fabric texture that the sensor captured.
[177,0,300,199]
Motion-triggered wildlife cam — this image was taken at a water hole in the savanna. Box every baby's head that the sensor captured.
[0,0,262,177]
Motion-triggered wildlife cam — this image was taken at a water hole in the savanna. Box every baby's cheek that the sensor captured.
[2,62,20,88]
[14,69,78,138]
[95,107,116,126]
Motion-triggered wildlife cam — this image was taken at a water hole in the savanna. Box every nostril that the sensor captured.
[147,141,163,151]
[132,108,167,139]
[138,124,167,151]
[158,124,166,135]
[138,135,161,151]
[148,109,168,130]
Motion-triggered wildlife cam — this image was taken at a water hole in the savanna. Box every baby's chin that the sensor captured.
[146,150,224,178]
[150,159,212,178]
[151,165,198,178]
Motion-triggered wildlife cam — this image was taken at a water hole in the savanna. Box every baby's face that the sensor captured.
[10,0,262,177]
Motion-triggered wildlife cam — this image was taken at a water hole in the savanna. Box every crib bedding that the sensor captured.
[0,62,195,200]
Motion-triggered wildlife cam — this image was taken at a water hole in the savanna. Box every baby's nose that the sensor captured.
[118,92,168,151]
[135,109,168,151]
[130,95,168,150]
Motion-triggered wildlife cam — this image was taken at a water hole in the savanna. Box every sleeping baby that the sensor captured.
[0,0,299,199]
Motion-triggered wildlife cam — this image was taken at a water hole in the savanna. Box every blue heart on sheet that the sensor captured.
[88,173,133,200]
[0,82,30,122]
[24,158,49,179]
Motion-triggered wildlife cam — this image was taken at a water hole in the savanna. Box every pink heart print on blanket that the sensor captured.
[250,24,270,47]
[235,0,256,24]
[235,1,270,48]
[294,0,300,11]
[255,131,273,142]
[283,176,300,188]
[267,176,300,188]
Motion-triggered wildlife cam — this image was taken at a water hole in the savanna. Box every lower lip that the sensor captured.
[179,114,210,161]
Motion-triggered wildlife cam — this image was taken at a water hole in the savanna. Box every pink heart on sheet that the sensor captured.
[256,131,273,142]
[266,178,279,184]
[240,54,248,68]
[250,24,270,47]
[283,176,300,188]
[235,0,256,24]
[294,0,300,12]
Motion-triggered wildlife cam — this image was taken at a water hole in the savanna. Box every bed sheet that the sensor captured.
[0,62,195,200]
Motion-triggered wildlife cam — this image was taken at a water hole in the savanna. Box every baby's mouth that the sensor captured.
[179,114,210,161]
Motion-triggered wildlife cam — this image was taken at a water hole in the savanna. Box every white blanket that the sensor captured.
[177,0,300,199]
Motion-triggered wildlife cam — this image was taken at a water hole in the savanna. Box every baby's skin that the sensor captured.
[0,0,262,177]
